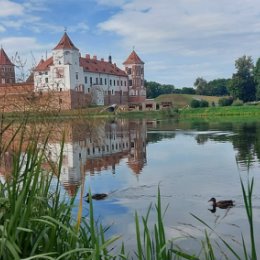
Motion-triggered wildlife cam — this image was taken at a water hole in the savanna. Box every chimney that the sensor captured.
[93,55,97,60]
[108,55,112,63]
[86,54,90,59]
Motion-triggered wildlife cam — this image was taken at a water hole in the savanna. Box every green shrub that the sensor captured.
[200,99,209,107]
[190,99,209,108]
[218,97,233,106]
[190,99,201,108]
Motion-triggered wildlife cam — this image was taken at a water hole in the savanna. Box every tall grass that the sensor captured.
[0,120,119,260]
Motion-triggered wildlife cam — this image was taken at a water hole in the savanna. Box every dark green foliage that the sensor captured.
[181,87,196,94]
[229,55,256,102]
[193,77,231,96]
[190,99,209,108]
[190,99,201,108]
[145,81,175,99]
[207,78,231,96]
[200,99,209,107]
[254,58,260,100]
[194,77,208,95]
[218,97,234,106]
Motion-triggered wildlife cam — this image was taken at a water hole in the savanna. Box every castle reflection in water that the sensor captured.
[0,119,147,196]
[46,119,147,195]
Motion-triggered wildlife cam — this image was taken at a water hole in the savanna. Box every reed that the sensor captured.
[0,120,119,260]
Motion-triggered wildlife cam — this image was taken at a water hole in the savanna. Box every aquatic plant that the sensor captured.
[0,120,119,260]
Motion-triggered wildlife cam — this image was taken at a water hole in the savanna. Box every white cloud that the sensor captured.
[96,0,129,7]
[98,0,260,55]
[0,0,24,16]
[0,24,6,32]
[1,36,51,55]
[23,0,49,12]
[97,0,260,85]
[69,22,89,33]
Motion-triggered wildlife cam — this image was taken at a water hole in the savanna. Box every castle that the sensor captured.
[0,47,15,85]
[0,32,158,111]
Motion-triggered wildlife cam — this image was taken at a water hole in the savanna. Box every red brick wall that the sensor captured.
[128,95,146,103]
[104,91,129,106]
[0,85,93,112]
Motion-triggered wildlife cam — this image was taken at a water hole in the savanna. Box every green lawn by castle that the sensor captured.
[179,105,260,118]
[155,93,221,107]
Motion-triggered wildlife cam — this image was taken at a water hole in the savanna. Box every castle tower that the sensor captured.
[0,47,15,85]
[123,50,146,105]
[51,32,84,92]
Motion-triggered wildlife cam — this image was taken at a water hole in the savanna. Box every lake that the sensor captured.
[5,117,260,257]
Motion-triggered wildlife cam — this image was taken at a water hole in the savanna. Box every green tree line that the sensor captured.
[146,55,260,103]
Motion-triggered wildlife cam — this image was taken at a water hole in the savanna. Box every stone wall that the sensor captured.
[0,83,92,112]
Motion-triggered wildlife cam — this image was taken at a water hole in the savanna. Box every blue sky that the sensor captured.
[1,0,260,87]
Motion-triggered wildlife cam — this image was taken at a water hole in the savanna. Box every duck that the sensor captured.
[208,197,234,209]
[85,193,108,202]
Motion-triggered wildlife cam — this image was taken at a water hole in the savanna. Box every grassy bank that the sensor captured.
[2,102,260,123]
[179,105,260,118]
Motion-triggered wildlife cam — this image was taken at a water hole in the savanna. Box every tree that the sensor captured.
[254,58,260,100]
[12,51,36,83]
[145,81,175,98]
[229,55,255,102]
[181,87,196,94]
[145,81,161,98]
[207,78,230,96]
[194,77,208,95]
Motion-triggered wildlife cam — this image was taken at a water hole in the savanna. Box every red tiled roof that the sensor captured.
[123,50,144,65]
[53,32,79,51]
[80,57,127,77]
[34,55,127,77]
[34,57,53,71]
[0,48,14,66]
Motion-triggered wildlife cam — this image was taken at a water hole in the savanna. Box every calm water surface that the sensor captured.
[55,118,260,256]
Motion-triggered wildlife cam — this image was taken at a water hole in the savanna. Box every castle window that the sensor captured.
[127,68,131,74]
[96,78,98,84]
[114,80,115,86]
[85,76,88,83]
[45,78,48,83]
[112,89,114,95]
[76,73,78,80]
[90,77,92,85]
[121,80,122,86]
[110,79,112,85]
[124,81,127,86]
[100,78,103,85]
[117,80,119,86]
[129,79,132,86]
[105,78,107,85]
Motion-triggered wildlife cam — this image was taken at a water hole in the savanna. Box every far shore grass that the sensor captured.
[2,104,260,122]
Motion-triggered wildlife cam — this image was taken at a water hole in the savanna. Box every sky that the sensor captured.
[1,0,260,87]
